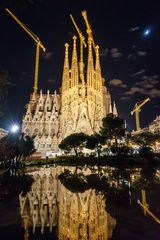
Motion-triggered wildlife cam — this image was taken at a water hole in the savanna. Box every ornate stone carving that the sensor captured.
[22,36,117,155]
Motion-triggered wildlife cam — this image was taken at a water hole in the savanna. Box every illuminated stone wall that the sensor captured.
[0,128,8,139]
[22,35,117,154]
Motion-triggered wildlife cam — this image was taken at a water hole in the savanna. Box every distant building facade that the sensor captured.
[148,115,160,133]
[22,34,117,155]
[0,128,8,139]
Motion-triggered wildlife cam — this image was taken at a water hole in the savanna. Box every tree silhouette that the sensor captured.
[100,113,126,147]
[0,132,35,174]
[131,131,160,148]
[59,132,87,157]
[86,134,106,157]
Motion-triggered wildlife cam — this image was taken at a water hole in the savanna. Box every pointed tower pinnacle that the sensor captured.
[95,45,102,91]
[113,102,118,116]
[62,43,69,92]
[95,45,101,70]
[87,35,94,87]
[109,101,113,114]
[39,89,43,102]
[32,91,36,100]
[26,103,31,115]
[79,37,85,84]
[71,36,79,87]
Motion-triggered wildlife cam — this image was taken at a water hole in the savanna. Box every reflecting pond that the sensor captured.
[1,165,160,239]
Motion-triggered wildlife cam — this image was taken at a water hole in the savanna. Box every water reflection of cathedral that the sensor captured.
[19,167,116,240]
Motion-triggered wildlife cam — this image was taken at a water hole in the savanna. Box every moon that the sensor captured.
[143,28,151,37]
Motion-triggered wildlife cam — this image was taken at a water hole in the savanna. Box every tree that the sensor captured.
[100,113,126,147]
[86,134,106,157]
[110,145,130,157]
[0,140,15,166]
[59,133,87,157]
[131,131,160,157]
[15,134,35,164]
[131,131,160,148]
[0,133,35,173]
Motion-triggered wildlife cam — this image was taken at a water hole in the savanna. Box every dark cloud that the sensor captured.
[127,46,147,61]
[120,96,131,101]
[121,84,127,88]
[6,81,16,87]
[123,73,160,98]
[149,88,160,98]
[124,86,145,95]
[135,74,160,87]
[43,51,53,60]
[127,54,133,60]
[144,84,154,89]
[48,79,55,84]
[110,48,122,59]
[22,71,27,75]
[109,79,127,88]
[129,26,140,32]
[131,69,146,77]
[100,48,109,57]
[137,51,147,56]
[109,79,123,86]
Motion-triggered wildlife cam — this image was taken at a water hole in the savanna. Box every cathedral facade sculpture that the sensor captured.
[22,34,117,155]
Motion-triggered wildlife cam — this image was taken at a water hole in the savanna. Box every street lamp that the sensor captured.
[10,124,19,133]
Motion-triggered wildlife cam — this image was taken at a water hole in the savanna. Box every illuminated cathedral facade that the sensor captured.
[22,32,117,155]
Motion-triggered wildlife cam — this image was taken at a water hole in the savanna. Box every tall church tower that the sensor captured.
[60,30,112,139]
[22,13,116,155]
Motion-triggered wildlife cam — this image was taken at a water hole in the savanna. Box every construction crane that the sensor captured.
[6,8,46,94]
[70,14,86,60]
[70,14,86,82]
[131,98,150,131]
[81,10,96,52]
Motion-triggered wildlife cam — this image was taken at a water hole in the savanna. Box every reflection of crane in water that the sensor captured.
[138,189,160,224]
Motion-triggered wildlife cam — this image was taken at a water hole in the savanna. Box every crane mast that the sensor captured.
[131,98,150,131]
[70,14,86,82]
[6,8,46,94]
[70,14,86,61]
[81,10,96,52]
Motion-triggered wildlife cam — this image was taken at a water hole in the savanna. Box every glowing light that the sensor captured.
[11,124,19,133]
[143,28,151,37]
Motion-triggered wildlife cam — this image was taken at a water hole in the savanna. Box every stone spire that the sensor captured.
[45,90,51,110]
[38,89,44,107]
[87,36,94,87]
[109,101,113,114]
[95,45,102,91]
[62,43,69,92]
[26,103,31,115]
[71,36,79,87]
[79,39,85,84]
[113,102,118,116]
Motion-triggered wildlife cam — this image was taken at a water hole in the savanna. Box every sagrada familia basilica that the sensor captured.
[22,13,117,156]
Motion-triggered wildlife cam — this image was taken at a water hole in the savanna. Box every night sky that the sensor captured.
[0,0,160,131]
